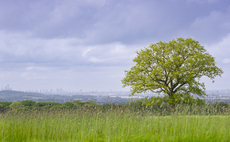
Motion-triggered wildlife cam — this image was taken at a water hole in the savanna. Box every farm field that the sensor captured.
[1,109,230,142]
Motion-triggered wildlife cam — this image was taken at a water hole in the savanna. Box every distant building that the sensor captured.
[4,84,12,90]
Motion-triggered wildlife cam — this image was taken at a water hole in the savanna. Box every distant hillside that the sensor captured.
[0,90,46,101]
[0,90,97,103]
[0,90,135,104]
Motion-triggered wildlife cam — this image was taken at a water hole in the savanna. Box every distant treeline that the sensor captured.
[1,99,230,115]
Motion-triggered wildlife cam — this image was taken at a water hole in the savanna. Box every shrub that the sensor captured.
[9,101,24,111]
[0,102,12,112]
[21,100,36,108]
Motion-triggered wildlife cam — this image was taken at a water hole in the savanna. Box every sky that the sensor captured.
[0,0,230,92]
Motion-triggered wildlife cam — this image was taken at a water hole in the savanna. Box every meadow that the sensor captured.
[1,102,230,142]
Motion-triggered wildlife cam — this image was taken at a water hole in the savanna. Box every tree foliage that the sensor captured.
[122,38,223,104]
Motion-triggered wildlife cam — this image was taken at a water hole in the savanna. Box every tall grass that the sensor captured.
[1,105,230,142]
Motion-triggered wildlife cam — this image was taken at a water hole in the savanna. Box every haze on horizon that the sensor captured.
[0,0,230,92]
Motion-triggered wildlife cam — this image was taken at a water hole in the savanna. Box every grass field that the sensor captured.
[0,109,230,142]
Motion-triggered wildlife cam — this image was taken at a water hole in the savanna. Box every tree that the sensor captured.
[122,38,223,105]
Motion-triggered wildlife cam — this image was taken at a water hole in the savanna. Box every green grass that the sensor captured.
[0,109,230,142]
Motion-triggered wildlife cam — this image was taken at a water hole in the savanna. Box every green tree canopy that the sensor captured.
[122,38,223,104]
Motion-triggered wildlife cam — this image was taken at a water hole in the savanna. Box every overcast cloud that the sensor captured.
[0,0,230,92]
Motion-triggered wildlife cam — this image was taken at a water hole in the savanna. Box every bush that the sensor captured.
[63,102,74,109]
[0,102,12,112]
[35,102,62,109]
[35,102,47,108]
[21,100,36,108]
[9,101,24,111]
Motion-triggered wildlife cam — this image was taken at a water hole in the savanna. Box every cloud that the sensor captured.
[186,0,219,3]
[223,59,230,64]
[0,31,84,64]
[0,30,138,70]
[0,0,210,45]
[0,0,229,91]
[190,6,230,43]
[88,57,104,63]
[25,66,51,71]
[21,72,47,80]
[82,48,95,57]
[206,33,230,60]
[0,0,228,47]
